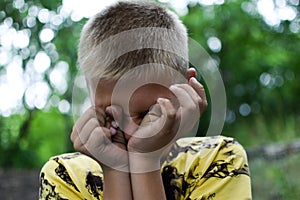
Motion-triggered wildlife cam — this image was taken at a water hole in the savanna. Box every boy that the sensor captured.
[39,1,251,199]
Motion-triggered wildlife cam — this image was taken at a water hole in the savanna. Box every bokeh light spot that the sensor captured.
[38,9,50,24]
[25,81,51,109]
[239,103,251,116]
[39,28,55,43]
[207,36,222,53]
[33,51,51,73]
[58,99,70,114]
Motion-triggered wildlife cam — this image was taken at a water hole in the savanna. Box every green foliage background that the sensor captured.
[0,0,299,199]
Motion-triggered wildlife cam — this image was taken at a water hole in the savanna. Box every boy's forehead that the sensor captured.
[93,79,173,109]
[94,79,169,93]
[92,79,174,103]
[88,65,188,105]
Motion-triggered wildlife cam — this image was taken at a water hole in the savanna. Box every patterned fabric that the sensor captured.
[39,136,252,200]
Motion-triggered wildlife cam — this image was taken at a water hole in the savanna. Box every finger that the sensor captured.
[106,105,123,128]
[169,85,196,109]
[73,136,90,155]
[86,127,112,158]
[112,129,127,146]
[148,103,162,117]
[169,85,200,129]
[78,127,111,158]
[88,127,129,168]
[189,77,208,114]
[73,107,97,134]
[70,125,78,143]
[73,134,85,151]
[133,99,175,139]
[174,84,201,107]
[72,118,103,150]
[95,107,106,126]
[78,118,101,144]
[106,105,127,145]
[157,98,176,136]
[141,104,161,124]
[88,127,111,146]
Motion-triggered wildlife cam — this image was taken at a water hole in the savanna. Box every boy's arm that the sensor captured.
[71,107,133,200]
[130,170,166,200]
[102,163,133,200]
[128,79,207,199]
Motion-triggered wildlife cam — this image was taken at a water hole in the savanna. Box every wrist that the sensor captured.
[100,160,130,173]
[128,151,161,173]
[102,166,130,177]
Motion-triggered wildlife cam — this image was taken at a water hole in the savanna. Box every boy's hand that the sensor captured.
[127,82,203,153]
[188,77,208,115]
[127,81,206,173]
[127,97,176,153]
[70,107,129,171]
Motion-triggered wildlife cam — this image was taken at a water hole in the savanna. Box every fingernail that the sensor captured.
[169,85,176,90]
[157,98,164,103]
[111,120,119,128]
[110,127,117,135]
[191,77,197,83]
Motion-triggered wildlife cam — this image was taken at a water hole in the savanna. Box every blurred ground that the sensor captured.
[0,169,39,200]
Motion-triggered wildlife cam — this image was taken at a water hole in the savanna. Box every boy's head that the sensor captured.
[78,0,189,82]
[77,1,196,132]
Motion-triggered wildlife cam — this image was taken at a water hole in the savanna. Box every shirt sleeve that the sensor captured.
[39,152,104,200]
[161,136,252,200]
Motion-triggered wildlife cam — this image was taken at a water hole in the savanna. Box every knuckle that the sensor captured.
[89,118,100,126]
[198,84,204,90]
[196,96,203,104]
[202,100,208,108]
[70,134,75,142]
[70,128,80,142]
[167,110,176,119]
[185,105,199,118]
[73,141,81,151]
[73,124,80,133]
[94,127,108,140]
[85,108,95,118]
[70,130,75,140]
[94,126,103,134]
[204,99,208,106]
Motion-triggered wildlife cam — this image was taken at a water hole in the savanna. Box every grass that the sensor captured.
[223,114,300,147]
[249,153,300,200]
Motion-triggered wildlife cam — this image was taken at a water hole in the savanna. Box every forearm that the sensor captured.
[129,154,166,200]
[130,170,166,200]
[102,167,133,200]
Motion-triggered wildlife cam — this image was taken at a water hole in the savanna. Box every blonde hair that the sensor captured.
[78,0,188,82]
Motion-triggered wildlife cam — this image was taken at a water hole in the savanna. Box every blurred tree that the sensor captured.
[178,0,300,142]
[0,0,82,168]
[182,0,300,116]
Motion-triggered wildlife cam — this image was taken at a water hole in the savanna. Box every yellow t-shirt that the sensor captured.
[39,136,251,200]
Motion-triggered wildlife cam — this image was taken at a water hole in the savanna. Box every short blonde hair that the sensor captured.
[78,0,188,82]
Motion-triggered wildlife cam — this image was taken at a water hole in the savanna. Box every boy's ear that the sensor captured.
[187,68,197,80]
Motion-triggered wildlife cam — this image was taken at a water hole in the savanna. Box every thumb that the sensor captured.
[140,103,161,126]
